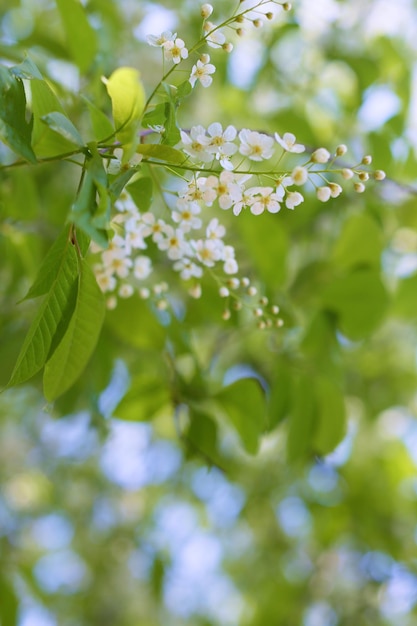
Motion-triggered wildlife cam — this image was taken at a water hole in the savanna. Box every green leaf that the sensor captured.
[41,111,84,147]
[104,67,145,160]
[136,143,186,164]
[71,152,110,247]
[313,377,346,455]
[7,235,78,387]
[142,102,167,130]
[43,260,105,401]
[23,227,73,300]
[332,213,383,271]
[0,65,36,163]
[82,96,114,142]
[30,78,77,157]
[55,0,97,73]
[287,373,316,463]
[10,57,43,80]
[215,378,266,455]
[162,102,181,146]
[321,269,389,340]
[127,176,153,211]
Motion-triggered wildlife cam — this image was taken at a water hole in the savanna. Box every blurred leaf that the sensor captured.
[113,364,170,421]
[321,270,389,340]
[236,211,288,288]
[56,0,97,73]
[287,373,316,462]
[106,296,167,350]
[0,575,18,626]
[332,213,383,271]
[313,377,346,455]
[392,272,417,319]
[215,378,266,455]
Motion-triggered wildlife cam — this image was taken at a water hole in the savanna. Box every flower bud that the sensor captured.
[271,305,280,315]
[336,144,347,156]
[253,19,263,27]
[200,53,210,63]
[222,42,233,53]
[359,171,369,182]
[247,286,257,296]
[201,3,213,18]
[291,165,308,186]
[222,309,231,320]
[219,286,230,298]
[311,148,331,164]
[354,182,365,193]
[317,186,331,202]
[362,155,372,165]
[283,2,292,10]
[329,182,342,198]
[342,168,354,180]
[374,169,386,181]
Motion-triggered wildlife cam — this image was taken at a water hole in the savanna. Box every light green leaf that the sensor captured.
[41,112,84,148]
[313,377,346,455]
[30,78,76,157]
[106,296,166,350]
[186,409,220,465]
[43,260,105,401]
[332,213,383,271]
[7,236,79,387]
[136,143,186,164]
[215,378,266,455]
[104,67,145,161]
[127,177,153,211]
[55,0,97,73]
[0,66,36,163]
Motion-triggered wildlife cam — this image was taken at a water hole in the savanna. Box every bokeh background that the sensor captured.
[2,0,417,624]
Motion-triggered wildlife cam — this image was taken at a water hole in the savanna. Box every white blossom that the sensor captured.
[173,258,203,280]
[189,56,216,88]
[274,132,305,153]
[133,256,152,279]
[238,129,274,161]
[172,202,202,232]
[203,21,226,47]
[163,38,188,64]
[248,186,283,215]
[146,31,176,47]
[317,186,331,202]
[285,191,304,209]
[291,165,309,186]
[180,126,212,162]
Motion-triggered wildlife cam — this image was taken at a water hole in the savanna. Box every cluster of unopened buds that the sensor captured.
[91,0,386,327]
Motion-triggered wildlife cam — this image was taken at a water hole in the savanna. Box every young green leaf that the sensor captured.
[43,260,105,401]
[104,67,145,161]
[7,237,79,387]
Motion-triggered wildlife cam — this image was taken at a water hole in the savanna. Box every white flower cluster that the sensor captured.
[92,189,239,310]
